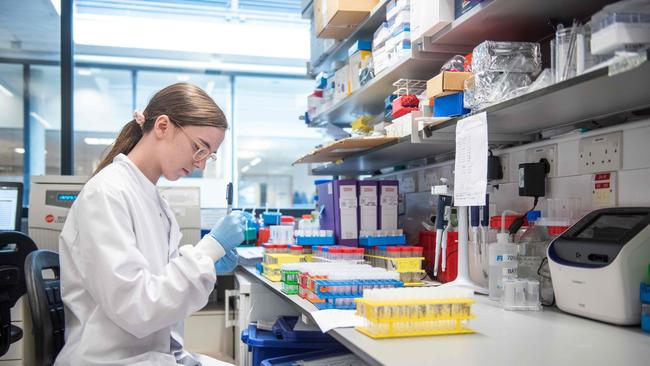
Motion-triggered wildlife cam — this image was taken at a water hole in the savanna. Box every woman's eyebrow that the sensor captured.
[197,137,213,151]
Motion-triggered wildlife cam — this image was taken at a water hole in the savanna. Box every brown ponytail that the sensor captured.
[92,82,228,176]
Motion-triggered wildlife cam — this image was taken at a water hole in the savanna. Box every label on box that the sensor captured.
[380,185,398,229]
[359,185,378,231]
[339,185,358,239]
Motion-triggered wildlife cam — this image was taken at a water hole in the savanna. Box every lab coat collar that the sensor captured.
[113,153,159,202]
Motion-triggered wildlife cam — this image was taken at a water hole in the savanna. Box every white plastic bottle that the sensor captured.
[488,233,518,300]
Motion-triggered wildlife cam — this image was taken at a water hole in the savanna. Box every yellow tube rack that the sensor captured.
[364,255,424,272]
[261,263,282,282]
[354,297,475,339]
[263,253,305,266]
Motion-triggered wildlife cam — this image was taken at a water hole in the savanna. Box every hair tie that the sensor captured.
[133,110,146,127]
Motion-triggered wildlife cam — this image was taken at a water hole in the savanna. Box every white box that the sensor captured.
[410,0,454,42]
[358,181,378,231]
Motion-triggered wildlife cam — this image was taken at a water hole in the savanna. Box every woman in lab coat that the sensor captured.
[56,83,242,366]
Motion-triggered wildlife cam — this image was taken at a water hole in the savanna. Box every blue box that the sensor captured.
[358,235,406,247]
[272,316,336,343]
[295,236,335,246]
[434,92,470,117]
[642,283,650,303]
[263,212,282,226]
[241,324,341,366]
[347,39,372,57]
[260,350,350,366]
[642,305,650,333]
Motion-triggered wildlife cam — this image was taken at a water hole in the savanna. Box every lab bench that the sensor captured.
[240,265,650,366]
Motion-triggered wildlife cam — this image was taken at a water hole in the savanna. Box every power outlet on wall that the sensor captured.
[525,144,558,177]
[578,132,622,174]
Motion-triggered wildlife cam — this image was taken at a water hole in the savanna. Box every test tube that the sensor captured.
[413,246,423,258]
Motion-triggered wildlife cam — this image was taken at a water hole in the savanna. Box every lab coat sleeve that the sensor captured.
[74,186,217,339]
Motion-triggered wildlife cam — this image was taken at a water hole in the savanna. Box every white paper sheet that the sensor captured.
[310,309,365,333]
[453,112,488,207]
[235,246,264,260]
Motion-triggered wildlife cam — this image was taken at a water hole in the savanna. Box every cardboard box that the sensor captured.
[426,71,472,99]
[315,0,379,39]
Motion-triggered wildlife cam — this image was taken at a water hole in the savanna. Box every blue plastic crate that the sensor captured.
[642,312,650,333]
[271,316,335,343]
[313,298,357,310]
[260,349,349,366]
[241,324,341,366]
[641,283,650,303]
[313,279,403,298]
[358,235,406,246]
[434,92,470,117]
[295,236,336,246]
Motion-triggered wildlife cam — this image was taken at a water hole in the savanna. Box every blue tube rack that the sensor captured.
[295,236,336,246]
[313,279,403,298]
[358,235,406,247]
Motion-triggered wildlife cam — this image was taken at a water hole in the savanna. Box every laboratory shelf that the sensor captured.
[310,52,451,127]
[310,54,650,176]
[309,0,619,128]
[309,0,389,77]
[423,52,650,139]
[240,265,650,366]
[420,0,617,54]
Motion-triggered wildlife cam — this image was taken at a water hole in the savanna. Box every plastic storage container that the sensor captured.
[272,316,335,343]
[241,323,341,366]
[260,349,351,366]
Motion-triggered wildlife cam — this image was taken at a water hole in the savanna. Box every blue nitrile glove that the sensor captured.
[215,249,238,274]
[209,212,246,253]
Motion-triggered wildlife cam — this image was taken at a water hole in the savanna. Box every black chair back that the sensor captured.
[25,250,64,366]
[0,231,37,356]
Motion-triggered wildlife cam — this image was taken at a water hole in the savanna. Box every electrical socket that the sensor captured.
[578,132,622,174]
[525,144,558,177]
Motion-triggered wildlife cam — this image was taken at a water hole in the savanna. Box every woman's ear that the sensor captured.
[153,115,171,139]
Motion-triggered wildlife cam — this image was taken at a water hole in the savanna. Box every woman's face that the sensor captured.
[158,119,225,181]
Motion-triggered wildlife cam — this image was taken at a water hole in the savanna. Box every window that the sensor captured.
[0,63,24,181]
[30,65,61,175]
[73,68,133,176]
[234,76,322,209]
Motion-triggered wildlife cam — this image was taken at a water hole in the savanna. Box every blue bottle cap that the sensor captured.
[527,210,541,222]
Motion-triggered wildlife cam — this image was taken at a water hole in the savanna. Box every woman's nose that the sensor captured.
[193,159,206,171]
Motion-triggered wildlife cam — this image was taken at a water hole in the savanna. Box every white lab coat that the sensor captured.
[56,154,229,365]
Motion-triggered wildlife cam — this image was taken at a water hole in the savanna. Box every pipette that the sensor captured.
[479,194,490,266]
[226,182,233,215]
[441,205,452,273]
[470,206,480,266]
[433,194,452,276]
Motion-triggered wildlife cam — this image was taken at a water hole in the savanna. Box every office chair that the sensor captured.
[25,250,64,366]
[0,231,37,356]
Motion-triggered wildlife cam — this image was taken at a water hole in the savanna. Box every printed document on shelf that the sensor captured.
[453,112,488,207]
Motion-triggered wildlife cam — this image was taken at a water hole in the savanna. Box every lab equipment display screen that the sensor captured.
[0,183,22,231]
[57,193,78,201]
[575,213,646,242]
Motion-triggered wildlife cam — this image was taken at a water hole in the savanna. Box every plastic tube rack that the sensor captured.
[355,288,476,339]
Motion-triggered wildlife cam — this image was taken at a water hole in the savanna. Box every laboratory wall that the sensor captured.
[377,118,650,243]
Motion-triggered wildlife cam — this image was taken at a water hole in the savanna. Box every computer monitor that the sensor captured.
[0,182,22,231]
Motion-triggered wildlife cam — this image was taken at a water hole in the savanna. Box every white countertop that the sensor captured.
[240,266,650,366]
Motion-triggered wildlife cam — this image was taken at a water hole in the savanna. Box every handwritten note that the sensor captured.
[453,112,488,207]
